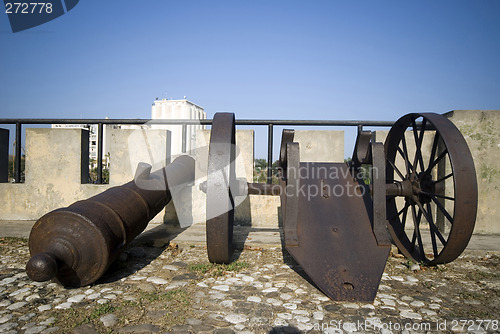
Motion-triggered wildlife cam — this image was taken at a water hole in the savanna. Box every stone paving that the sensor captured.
[0,235,499,334]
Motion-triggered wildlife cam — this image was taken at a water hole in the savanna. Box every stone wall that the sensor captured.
[0,128,170,222]
[445,110,500,234]
[0,111,498,234]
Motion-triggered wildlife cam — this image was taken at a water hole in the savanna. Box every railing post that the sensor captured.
[267,123,273,184]
[97,123,103,184]
[357,124,363,136]
[182,123,187,153]
[15,122,22,183]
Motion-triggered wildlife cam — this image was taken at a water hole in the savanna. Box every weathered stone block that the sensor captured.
[25,128,89,185]
[107,128,171,186]
[294,130,344,162]
[445,110,500,234]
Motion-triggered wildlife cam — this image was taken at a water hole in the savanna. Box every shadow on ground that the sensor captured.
[95,236,171,285]
[269,326,302,333]
[276,207,322,293]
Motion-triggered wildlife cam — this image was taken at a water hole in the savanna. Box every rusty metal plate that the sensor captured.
[284,162,390,302]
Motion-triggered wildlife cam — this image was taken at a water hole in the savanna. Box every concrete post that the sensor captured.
[107,128,171,186]
[25,128,90,186]
[294,130,344,162]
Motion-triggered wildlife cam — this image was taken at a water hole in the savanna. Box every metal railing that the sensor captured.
[0,118,395,184]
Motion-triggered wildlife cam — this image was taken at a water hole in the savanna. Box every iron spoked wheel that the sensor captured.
[385,113,477,265]
[206,113,236,264]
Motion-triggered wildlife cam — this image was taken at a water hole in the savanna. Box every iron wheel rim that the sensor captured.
[206,112,236,264]
[385,113,477,265]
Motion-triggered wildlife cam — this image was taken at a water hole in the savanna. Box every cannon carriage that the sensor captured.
[26,112,477,301]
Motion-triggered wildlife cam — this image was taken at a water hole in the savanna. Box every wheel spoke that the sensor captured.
[418,202,448,258]
[401,202,409,230]
[387,159,405,180]
[418,118,427,170]
[427,202,447,245]
[416,202,438,257]
[429,219,447,247]
[430,195,454,224]
[410,229,417,252]
[428,149,448,171]
[411,118,426,173]
[400,135,412,176]
[410,204,426,259]
[428,132,440,171]
[390,201,409,221]
[410,120,419,174]
[433,172,453,184]
[396,145,413,175]
[420,191,455,201]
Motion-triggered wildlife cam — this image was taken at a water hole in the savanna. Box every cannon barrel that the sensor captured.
[26,155,195,287]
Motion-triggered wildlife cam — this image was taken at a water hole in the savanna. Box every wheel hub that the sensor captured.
[408,172,434,204]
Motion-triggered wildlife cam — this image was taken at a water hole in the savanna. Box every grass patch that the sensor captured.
[188,261,249,277]
[54,290,193,331]
[458,290,486,301]
[90,303,118,319]
[48,301,122,331]
[445,307,498,319]
[164,289,190,306]
[188,263,212,274]
[162,289,191,326]
[140,292,161,302]
[140,289,190,306]
[139,289,192,327]
[466,270,500,281]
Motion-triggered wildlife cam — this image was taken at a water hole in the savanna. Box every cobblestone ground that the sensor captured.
[1,236,499,334]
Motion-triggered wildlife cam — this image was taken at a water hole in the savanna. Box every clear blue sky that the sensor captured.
[1,0,499,157]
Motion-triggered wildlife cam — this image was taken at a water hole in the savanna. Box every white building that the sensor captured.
[151,98,206,156]
[52,98,205,170]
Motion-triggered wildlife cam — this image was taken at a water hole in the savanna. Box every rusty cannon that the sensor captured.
[204,112,477,301]
[26,155,195,287]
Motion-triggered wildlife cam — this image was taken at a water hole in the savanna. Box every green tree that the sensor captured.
[8,155,25,182]
[253,159,280,184]
[89,167,109,184]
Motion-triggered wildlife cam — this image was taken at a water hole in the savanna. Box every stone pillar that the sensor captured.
[107,128,171,186]
[25,128,89,186]
[294,130,344,162]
